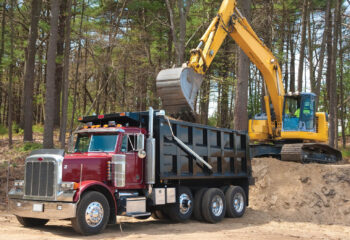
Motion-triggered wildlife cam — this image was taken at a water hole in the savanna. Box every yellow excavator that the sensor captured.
[156,0,342,163]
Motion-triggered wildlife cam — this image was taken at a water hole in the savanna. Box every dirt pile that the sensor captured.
[250,158,350,225]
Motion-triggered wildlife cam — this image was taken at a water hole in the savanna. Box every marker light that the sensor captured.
[98,115,104,119]
[120,112,125,116]
[117,124,122,127]
[103,124,108,128]
[78,117,83,121]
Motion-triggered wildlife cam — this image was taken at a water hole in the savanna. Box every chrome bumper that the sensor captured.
[9,199,76,219]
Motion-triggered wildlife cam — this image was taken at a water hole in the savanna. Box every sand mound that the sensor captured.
[250,158,350,225]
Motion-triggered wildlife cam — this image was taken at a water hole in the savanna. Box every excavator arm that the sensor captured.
[157,0,284,132]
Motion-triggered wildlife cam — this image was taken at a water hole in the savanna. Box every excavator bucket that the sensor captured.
[156,67,203,114]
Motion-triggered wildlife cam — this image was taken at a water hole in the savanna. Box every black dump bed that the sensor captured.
[79,110,253,183]
[155,116,252,181]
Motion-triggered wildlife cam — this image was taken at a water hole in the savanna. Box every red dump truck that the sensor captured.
[8,108,253,235]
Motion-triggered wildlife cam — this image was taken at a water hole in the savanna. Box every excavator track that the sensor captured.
[156,67,203,114]
[281,143,342,164]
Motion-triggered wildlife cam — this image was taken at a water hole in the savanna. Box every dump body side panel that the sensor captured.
[155,116,252,181]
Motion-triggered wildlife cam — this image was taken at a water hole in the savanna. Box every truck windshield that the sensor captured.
[75,134,118,153]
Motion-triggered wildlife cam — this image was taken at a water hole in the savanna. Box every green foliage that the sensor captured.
[18,142,43,152]
[208,116,217,127]
[12,122,23,135]
[341,148,350,158]
[0,124,8,135]
[33,124,44,134]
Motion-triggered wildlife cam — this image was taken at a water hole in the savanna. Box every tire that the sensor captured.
[71,191,110,235]
[201,188,226,223]
[193,188,208,221]
[225,186,246,218]
[16,216,49,227]
[152,209,169,220]
[166,186,193,222]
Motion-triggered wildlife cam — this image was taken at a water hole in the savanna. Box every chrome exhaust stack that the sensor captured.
[156,67,203,114]
[145,107,156,192]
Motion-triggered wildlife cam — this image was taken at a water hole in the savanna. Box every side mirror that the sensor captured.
[136,134,145,151]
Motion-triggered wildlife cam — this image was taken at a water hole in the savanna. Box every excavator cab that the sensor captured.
[282,93,316,133]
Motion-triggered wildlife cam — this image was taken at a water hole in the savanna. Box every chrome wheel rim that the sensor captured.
[179,193,192,215]
[85,201,104,227]
[233,192,244,213]
[211,195,224,217]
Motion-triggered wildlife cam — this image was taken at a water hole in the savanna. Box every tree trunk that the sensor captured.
[339,7,345,148]
[297,0,308,92]
[307,5,315,93]
[69,0,85,135]
[0,1,6,124]
[329,0,340,148]
[8,0,14,148]
[23,0,42,142]
[233,0,251,131]
[289,23,295,92]
[43,0,61,148]
[165,0,192,66]
[314,0,330,109]
[54,0,68,128]
[59,0,72,149]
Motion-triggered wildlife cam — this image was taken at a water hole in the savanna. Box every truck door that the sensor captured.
[121,134,143,186]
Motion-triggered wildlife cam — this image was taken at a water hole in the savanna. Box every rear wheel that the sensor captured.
[201,188,226,223]
[225,186,246,218]
[16,216,49,227]
[167,186,193,222]
[71,191,110,235]
[193,188,207,221]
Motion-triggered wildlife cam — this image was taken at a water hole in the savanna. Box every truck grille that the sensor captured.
[25,161,55,197]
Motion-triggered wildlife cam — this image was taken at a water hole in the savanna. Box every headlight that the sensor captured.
[60,182,78,191]
[14,180,24,188]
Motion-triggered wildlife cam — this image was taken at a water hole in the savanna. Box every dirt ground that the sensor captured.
[0,157,350,239]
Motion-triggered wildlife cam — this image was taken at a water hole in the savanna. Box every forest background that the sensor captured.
[0,0,348,153]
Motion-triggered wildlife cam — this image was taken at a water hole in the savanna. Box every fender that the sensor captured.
[74,180,117,214]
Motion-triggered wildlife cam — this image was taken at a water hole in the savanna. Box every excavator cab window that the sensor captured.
[282,94,316,132]
[299,94,316,131]
[282,96,300,131]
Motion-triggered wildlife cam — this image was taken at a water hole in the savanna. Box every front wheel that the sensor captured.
[16,216,49,227]
[166,186,193,222]
[71,191,110,235]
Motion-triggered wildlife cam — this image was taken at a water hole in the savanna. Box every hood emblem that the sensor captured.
[64,165,68,169]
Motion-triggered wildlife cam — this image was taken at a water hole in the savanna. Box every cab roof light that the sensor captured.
[117,124,122,127]
[78,117,83,121]
[98,115,104,119]
[103,124,108,128]
[119,112,125,116]
[83,125,88,129]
